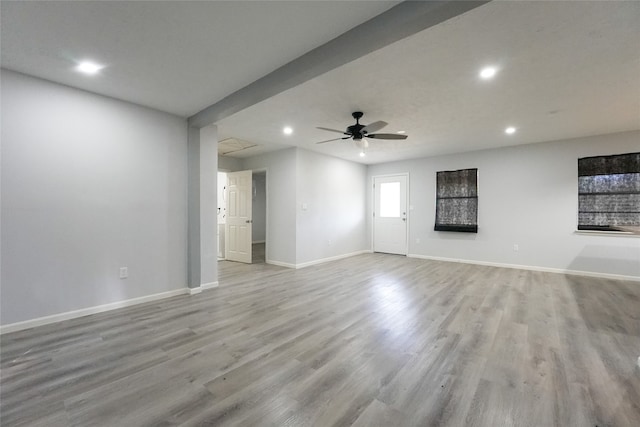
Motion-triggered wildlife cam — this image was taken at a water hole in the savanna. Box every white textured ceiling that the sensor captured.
[2,1,639,165]
[0,0,397,117]
[217,0,640,164]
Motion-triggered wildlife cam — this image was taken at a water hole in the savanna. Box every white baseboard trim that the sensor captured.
[295,250,370,269]
[267,250,371,270]
[407,254,640,282]
[266,259,297,269]
[1,288,190,335]
[188,281,219,295]
[265,249,371,269]
[203,281,219,289]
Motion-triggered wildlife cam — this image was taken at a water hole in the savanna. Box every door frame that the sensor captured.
[371,173,409,255]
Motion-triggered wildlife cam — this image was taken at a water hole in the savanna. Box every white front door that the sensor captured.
[373,175,408,255]
[225,170,252,263]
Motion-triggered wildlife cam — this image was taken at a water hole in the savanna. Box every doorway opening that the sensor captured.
[217,169,267,264]
[252,171,266,264]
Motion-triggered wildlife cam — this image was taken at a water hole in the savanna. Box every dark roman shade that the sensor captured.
[578,152,640,231]
[435,168,478,233]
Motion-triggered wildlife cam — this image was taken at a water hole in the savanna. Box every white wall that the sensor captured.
[1,70,188,325]
[242,148,297,265]
[296,149,367,264]
[252,173,266,243]
[368,130,640,278]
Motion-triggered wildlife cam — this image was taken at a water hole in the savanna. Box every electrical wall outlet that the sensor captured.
[513,244,519,252]
[416,238,421,244]
[119,267,128,279]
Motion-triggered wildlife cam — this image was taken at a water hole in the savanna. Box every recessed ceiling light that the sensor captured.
[505,126,517,134]
[396,130,406,134]
[283,126,293,135]
[76,61,104,75]
[359,151,366,157]
[479,66,498,80]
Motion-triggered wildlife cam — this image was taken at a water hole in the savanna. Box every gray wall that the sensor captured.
[295,149,367,264]
[252,173,266,243]
[367,130,640,278]
[1,70,189,324]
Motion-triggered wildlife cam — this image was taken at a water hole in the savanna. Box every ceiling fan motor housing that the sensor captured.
[348,112,366,139]
[347,124,366,139]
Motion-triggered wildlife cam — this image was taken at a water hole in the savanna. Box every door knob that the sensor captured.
[245,220,253,224]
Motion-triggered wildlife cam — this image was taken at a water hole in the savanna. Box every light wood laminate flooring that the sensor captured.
[1,253,639,426]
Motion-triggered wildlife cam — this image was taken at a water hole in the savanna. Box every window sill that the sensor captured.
[434,225,478,233]
[574,230,638,237]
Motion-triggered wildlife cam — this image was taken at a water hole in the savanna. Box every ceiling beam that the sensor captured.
[188,0,490,128]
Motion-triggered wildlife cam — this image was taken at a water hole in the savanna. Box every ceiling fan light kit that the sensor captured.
[315,112,408,151]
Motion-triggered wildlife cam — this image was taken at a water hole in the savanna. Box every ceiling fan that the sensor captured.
[315,112,408,148]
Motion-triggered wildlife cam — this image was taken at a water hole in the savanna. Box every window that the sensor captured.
[578,152,640,231]
[435,168,478,233]
[379,182,401,217]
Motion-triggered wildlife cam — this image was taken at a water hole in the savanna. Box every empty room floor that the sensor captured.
[1,253,639,426]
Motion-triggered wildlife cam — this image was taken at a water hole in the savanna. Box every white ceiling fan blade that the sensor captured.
[367,133,408,140]
[316,126,349,135]
[315,136,349,144]
[362,120,388,134]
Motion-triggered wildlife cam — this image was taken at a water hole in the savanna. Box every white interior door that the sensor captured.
[225,170,252,263]
[373,175,408,255]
